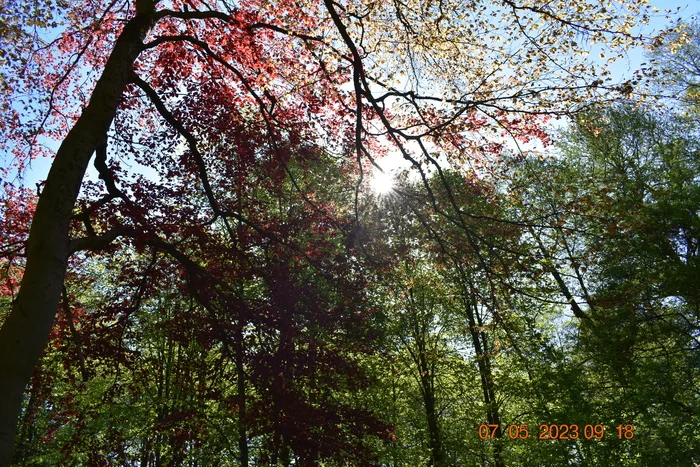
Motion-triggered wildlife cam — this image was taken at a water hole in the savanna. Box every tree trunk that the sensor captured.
[0,11,156,465]
[421,371,444,467]
[463,297,505,467]
[235,325,249,467]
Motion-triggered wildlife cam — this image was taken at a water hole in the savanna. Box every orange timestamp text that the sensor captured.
[477,423,635,440]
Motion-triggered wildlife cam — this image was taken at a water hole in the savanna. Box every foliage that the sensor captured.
[510,102,700,465]
[0,0,695,466]
[650,16,700,110]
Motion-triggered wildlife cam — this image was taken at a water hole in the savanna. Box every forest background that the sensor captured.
[0,0,699,466]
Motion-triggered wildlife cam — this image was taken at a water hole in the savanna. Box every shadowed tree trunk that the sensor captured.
[462,294,505,467]
[419,351,444,467]
[0,8,157,465]
[402,287,445,467]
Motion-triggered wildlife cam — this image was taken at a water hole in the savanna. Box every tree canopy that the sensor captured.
[1,0,698,466]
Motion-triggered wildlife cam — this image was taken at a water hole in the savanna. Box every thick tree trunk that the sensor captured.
[0,12,156,466]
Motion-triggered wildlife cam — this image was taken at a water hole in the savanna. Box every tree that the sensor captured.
[512,102,700,464]
[0,0,658,463]
[7,146,389,465]
[361,169,558,465]
[649,17,700,111]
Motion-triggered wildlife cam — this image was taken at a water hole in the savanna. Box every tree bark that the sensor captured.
[0,11,156,465]
[420,366,444,467]
[235,325,249,467]
[461,295,505,467]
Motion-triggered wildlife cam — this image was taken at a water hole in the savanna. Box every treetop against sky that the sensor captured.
[2,0,698,190]
[0,0,699,465]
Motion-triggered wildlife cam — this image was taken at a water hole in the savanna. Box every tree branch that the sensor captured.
[154,9,230,22]
[130,72,222,218]
[69,226,130,254]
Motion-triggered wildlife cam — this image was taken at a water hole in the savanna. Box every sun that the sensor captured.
[369,168,394,195]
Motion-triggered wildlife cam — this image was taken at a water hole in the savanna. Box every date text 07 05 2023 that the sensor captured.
[478,424,635,440]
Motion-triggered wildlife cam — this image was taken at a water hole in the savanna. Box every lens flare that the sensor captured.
[370,169,394,195]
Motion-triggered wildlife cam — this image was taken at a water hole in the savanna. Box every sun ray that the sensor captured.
[370,168,394,195]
